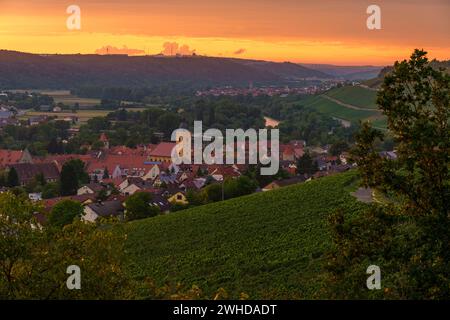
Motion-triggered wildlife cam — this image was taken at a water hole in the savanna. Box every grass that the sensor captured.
[124,171,366,299]
[325,86,378,109]
[302,95,378,123]
[18,109,111,125]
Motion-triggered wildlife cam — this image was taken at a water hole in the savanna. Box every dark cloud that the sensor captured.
[233,48,246,55]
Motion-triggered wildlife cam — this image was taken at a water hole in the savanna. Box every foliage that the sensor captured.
[48,200,83,228]
[0,192,134,299]
[60,159,89,196]
[6,167,19,187]
[124,192,160,221]
[297,151,318,175]
[325,50,450,299]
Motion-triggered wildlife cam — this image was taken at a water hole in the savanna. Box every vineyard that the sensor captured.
[325,85,378,110]
[124,171,366,299]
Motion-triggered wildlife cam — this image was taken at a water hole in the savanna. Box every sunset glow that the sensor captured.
[1,0,449,65]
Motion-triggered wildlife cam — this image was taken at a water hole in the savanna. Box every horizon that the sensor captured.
[1,0,449,65]
[0,48,393,67]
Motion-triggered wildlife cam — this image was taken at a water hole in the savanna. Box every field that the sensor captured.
[18,109,111,125]
[124,171,366,299]
[302,95,378,122]
[18,107,156,125]
[325,86,378,109]
[11,90,101,107]
[301,85,387,130]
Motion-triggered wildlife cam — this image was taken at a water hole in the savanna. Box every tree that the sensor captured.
[0,192,134,299]
[297,152,318,175]
[48,200,83,228]
[60,159,88,196]
[60,163,79,196]
[102,167,110,180]
[124,192,160,221]
[329,141,349,156]
[41,182,60,199]
[325,50,450,299]
[6,167,19,187]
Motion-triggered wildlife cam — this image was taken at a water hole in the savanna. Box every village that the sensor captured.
[0,131,358,224]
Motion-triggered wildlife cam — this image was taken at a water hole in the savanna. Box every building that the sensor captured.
[148,142,177,162]
[0,149,33,167]
[82,200,124,222]
[262,176,307,192]
[8,162,59,185]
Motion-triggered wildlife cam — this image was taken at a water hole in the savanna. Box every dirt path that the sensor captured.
[322,94,381,112]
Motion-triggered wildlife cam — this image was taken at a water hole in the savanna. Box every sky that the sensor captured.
[0,0,449,65]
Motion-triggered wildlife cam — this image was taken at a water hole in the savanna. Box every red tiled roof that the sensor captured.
[99,133,108,142]
[148,142,176,158]
[0,149,25,167]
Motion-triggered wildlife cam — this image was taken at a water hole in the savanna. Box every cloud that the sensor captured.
[95,45,144,55]
[162,42,196,56]
[233,48,246,55]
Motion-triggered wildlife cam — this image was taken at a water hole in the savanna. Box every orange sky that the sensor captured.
[0,0,449,65]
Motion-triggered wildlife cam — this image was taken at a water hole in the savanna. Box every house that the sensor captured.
[280,144,295,161]
[99,133,109,149]
[150,193,171,213]
[148,142,177,162]
[82,200,124,222]
[29,115,48,125]
[262,176,307,191]
[28,192,42,201]
[153,172,177,188]
[142,163,162,181]
[0,149,33,167]
[0,110,13,119]
[39,105,51,112]
[77,183,106,195]
[8,162,59,185]
[168,191,188,205]
[379,151,397,160]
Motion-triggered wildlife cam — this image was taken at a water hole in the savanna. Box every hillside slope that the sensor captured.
[124,171,365,299]
[301,85,387,129]
[0,50,330,89]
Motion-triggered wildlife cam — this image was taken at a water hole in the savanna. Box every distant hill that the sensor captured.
[124,171,365,299]
[364,59,450,88]
[300,63,383,80]
[0,50,330,90]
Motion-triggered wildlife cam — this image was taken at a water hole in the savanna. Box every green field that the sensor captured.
[19,109,111,125]
[302,95,378,122]
[326,86,378,109]
[124,171,366,299]
[301,85,387,130]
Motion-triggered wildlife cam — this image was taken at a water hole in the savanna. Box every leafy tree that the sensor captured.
[124,192,160,221]
[0,192,134,299]
[48,200,83,228]
[325,50,450,299]
[6,167,19,187]
[41,182,60,199]
[60,162,79,196]
[297,151,318,175]
[60,159,88,196]
[102,167,110,180]
[329,141,349,156]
